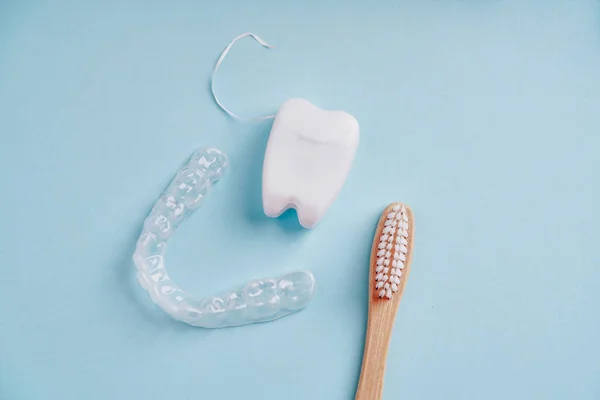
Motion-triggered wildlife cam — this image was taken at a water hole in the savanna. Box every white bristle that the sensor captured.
[375,204,411,301]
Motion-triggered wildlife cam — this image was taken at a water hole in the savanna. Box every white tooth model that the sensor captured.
[262,98,360,229]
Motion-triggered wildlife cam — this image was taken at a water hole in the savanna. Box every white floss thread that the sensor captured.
[211,32,277,121]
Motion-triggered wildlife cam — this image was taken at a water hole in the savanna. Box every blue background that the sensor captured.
[1,1,599,399]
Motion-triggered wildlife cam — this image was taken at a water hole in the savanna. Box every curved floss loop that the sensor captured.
[211,32,277,121]
[133,147,316,328]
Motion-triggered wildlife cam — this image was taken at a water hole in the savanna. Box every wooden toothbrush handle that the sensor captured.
[355,301,398,400]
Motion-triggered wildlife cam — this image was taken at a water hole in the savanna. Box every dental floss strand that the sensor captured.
[211,32,277,121]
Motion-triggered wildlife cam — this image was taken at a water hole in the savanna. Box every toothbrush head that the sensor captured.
[370,202,415,301]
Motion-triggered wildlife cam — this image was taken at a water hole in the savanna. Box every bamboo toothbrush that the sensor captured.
[355,202,415,400]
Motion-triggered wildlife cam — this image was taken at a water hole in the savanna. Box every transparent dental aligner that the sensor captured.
[133,147,316,328]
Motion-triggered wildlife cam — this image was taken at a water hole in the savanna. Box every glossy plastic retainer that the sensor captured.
[133,147,316,328]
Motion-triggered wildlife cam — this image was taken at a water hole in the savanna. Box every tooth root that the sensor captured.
[296,202,327,231]
[262,194,290,219]
[262,99,359,229]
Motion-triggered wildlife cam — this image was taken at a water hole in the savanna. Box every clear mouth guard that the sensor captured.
[133,147,316,328]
